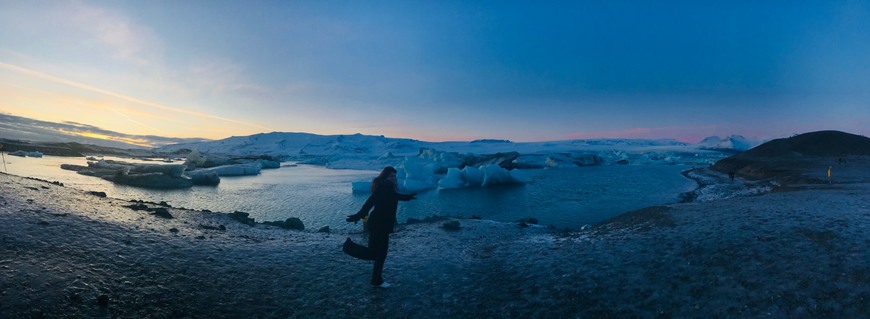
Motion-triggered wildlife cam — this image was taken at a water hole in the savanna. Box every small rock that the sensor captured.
[219,225,226,231]
[263,217,305,230]
[123,203,149,211]
[318,226,330,233]
[284,217,304,230]
[152,208,173,219]
[40,186,49,189]
[518,222,529,228]
[469,215,482,220]
[96,294,109,307]
[441,220,461,231]
[195,236,205,240]
[37,220,49,226]
[158,201,171,207]
[200,224,216,230]
[169,228,179,233]
[87,191,107,198]
[229,211,255,226]
[516,217,538,224]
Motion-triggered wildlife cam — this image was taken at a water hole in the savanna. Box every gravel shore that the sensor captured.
[2,171,869,318]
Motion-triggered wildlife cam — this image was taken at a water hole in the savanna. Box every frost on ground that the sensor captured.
[2,173,869,318]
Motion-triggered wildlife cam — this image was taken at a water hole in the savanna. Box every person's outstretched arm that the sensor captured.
[347,191,377,223]
[397,191,417,201]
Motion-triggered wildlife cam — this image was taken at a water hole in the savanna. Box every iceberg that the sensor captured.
[188,164,261,177]
[183,170,221,185]
[7,150,43,157]
[435,165,528,190]
[480,164,528,187]
[400,157,438,192]
[110,172,193,189]
[460,166,484,186]
[60,160,194,189]
[89,160,187,178]
[437,168,465,189]
[351,181,372,193]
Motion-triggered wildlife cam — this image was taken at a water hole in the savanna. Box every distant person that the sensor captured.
[729,171,735,181]
[827,166,832,184]
[343,166,417,288]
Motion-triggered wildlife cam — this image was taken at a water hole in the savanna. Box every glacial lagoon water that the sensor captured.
[2,154,697,231]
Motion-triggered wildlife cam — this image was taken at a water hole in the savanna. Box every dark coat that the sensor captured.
[357,181,415,233]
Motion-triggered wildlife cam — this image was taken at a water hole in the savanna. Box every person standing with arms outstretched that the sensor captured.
[344,166,417,288]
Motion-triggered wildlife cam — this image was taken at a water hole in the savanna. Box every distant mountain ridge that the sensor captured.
[154,131,749,158]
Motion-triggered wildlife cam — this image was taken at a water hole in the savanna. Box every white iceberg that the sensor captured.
[480,164,529,187]
[351,181,372,193]
[188,164,261,177]
[437,167,465,189]
[400,157,438,192]
[460,166,484,186]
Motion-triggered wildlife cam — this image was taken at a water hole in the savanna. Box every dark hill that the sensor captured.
[735,130,870,158]
[0,138,154,157]
[713,130,870,183]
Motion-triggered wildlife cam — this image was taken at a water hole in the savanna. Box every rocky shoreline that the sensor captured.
[2,171,870,318]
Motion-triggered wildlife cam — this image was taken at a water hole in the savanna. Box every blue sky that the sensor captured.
[1,1,868,143]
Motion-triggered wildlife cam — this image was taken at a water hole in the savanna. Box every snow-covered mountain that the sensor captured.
[155,131,749,171]
[696,135,762,152]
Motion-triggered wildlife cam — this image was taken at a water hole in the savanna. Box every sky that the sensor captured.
[1,0,869,146]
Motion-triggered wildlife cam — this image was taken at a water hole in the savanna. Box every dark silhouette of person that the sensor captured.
[344,166,416,287]
[729,171,735,181]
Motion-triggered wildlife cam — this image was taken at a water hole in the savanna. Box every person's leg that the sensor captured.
[369,231,390,286]
[343,237,375,260]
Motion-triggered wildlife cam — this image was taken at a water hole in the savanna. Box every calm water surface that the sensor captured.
[2,154,696,231]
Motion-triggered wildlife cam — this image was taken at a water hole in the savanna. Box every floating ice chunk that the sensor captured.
[401,157,437,192]
[89,160,187,178]
[192,164,261,176]
[460,166,483,186]
[480,164,514,187]
[255,159,281,169]
[352,181,372,193]
[8,150,43,157]
[480,164,527,187]
[110,173,193,189]
[438,167,465,189]
[402,157,433,180]
[183,170,221,185]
